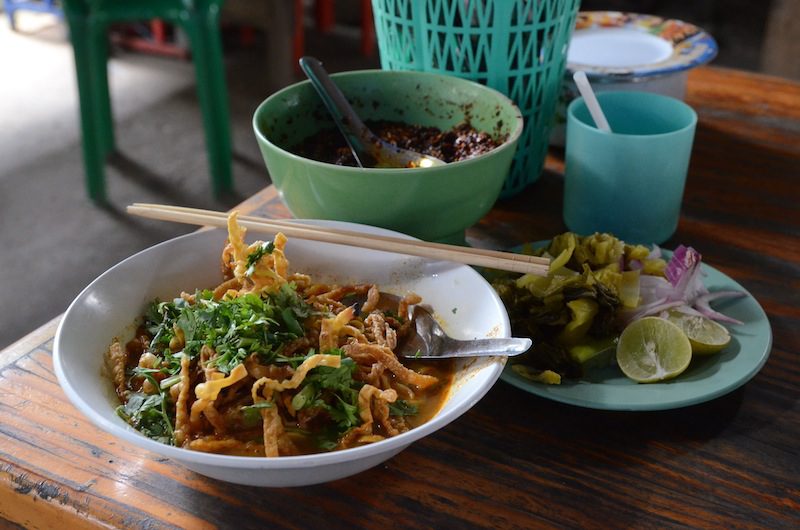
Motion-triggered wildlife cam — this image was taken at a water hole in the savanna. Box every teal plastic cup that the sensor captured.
[563,91,697,244]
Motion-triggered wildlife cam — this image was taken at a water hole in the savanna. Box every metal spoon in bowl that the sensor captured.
[298,56,446,169]
[349,291,531,359]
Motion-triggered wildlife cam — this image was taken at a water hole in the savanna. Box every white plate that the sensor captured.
[54,221,508,486]
[567,11,718,79]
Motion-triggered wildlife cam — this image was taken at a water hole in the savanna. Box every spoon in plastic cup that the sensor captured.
[573,71,612,133]
[299,56,445,168]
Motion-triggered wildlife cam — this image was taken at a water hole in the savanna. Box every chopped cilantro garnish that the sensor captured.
[140,284,311,376]
[245,241,275,276]
[389,400,419,417]
[290,355,364,434]
[240,401,274,426]
[116,372,174,445]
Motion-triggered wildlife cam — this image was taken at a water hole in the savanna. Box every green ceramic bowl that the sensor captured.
[252,70,523,243]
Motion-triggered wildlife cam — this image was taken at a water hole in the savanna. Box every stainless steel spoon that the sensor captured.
[351,292,531,359]
[299,56,446,169]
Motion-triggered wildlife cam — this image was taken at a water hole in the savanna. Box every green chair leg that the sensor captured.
[90,21,116,157]
[182,3,233,197]
[66,11,107,202]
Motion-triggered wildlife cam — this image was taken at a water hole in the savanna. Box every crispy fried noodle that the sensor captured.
[108,212,453,456]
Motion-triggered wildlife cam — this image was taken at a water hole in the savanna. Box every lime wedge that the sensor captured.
[616,317,692,383]
[666,310,731,355]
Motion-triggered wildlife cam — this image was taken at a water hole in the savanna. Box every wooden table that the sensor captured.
[1,66,798,528]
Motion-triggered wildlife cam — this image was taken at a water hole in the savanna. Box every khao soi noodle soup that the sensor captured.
[107,213,455,457]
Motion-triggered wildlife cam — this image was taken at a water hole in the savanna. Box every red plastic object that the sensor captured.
[111,19,189,59]
[315,0,335,33]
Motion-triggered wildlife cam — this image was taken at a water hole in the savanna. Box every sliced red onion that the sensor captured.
[638,275,674,303]
[664,245,699,285]
[695,291,748,325]
[660,304,705,319]
[629,244,747,327]
[665,245,710,303]
[619,299,684,324]
[696,290,746,303]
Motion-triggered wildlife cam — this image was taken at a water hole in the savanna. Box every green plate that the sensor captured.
[500,258,772,411]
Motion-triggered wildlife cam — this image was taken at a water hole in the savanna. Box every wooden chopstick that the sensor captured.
[131,203,547,265]
[127,203,550,276]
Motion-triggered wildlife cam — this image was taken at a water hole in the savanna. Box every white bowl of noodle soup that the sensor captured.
[54,220,508,487]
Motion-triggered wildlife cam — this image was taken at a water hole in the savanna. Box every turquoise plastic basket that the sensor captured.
[371,0,580,197]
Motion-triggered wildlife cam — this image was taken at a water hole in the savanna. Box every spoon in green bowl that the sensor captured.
[299,56,446,169]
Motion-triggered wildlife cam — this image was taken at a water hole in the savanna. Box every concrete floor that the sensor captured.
[0,11,377,349]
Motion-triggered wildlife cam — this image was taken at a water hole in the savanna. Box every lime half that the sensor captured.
[666,310,731,355]
[616,317,692,383]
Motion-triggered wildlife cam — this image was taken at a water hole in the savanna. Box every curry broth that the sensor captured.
[402,358,456,428]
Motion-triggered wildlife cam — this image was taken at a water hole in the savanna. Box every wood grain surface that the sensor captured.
[1,66,798,529]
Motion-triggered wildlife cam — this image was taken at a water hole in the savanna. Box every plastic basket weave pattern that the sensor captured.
[372,0,580,197]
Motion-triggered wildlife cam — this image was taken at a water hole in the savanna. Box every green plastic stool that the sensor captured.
[63,0,233,202]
